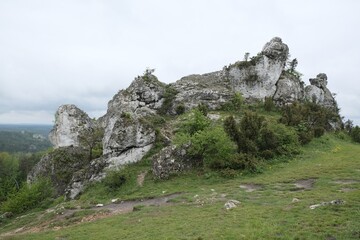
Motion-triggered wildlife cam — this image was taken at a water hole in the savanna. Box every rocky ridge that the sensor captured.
[29,37,339,199]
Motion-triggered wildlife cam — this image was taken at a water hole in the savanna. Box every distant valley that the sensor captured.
[0,124,52,152]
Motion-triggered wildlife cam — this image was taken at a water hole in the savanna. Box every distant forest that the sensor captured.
[0,125,52,153]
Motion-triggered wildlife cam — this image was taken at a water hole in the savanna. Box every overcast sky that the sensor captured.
[1,0,359,125]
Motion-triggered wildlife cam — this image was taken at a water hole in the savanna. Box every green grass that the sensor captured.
[1,134,360,239]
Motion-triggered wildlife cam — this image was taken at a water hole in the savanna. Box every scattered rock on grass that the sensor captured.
[0,212,13,219]
[309,199,344,209]
[239,183,262,192]
[224,200,241,210]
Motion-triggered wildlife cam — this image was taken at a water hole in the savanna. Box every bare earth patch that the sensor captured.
[137,171,147,187]
[294,178,316,190]
[339,188,356,192]
[0,193,181,237]
[333,179,360,184]
[239,183,263,192]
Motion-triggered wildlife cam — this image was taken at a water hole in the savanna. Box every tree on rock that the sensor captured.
[78,126,104,160]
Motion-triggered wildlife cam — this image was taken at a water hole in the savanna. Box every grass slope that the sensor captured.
[1,135,360,239]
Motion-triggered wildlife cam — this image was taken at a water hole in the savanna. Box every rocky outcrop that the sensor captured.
[171,37,289,111]
[35,37,341,198]
[305,73,337,109]
[171,72,233,112]
[152,145,198,179]
[225,37,289,100]
[27,146,89,196]
[101,72,165,168]
[273,72,304,105]
[49,105,94,148]
[64,156,107,200]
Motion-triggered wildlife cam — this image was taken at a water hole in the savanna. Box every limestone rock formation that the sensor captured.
[273,72,304,105]
[171,37,290,111]
[27,146,89,196]
[31,37,342,199]
[305,73,337,109]
[152,145,198,179]
[226,37,289,100]
[171,72,233,112]
[49,104,94,148]
[101,72,165,168]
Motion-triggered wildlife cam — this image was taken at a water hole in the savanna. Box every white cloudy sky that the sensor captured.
[0,0,359,125]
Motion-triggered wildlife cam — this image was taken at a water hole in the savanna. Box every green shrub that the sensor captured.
[174,126,237,169]
[179,109,211,136]
[264,122,300,156]
[224,112,263,154]
[229,153,260,173]
[240,111,264,141]
[219,168,238,178]
[223,115,240,143]
[102,169,128,191]
[280,101,339,144]
[1,178,54,214]
[224,113,300,158]
[158,85,178,115]
[175,104,186,115]
[314,127,325,138]
[264,97,275,112]
[197,103,209,116]
[222,93,243,111]
[350,126,360,143]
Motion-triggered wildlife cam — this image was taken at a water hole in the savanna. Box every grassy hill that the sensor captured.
[1,133,359,239]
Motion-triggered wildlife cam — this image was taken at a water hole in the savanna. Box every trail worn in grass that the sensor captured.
[1,135,359,239]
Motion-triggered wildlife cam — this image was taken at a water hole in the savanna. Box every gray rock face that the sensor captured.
[261,37,289,61]
[27,146,107,199]
[152,145,198,179]
[172,72,233,112]
[226,37,289,100]
[305,73,337,109]
[172,37,289,109]
[101,73,165,167]
[64,156,108,200]
[27,146,89,196]
[274,72,304,105]
[49,104,93,148]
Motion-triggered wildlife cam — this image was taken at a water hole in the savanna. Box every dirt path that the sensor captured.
[0,193,182,237]
[93,192,181,214]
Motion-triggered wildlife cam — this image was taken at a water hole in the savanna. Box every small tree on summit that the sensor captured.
[288,58,298,73]
[244,52,250,62]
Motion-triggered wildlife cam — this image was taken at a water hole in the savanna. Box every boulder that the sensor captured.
[152,145,198,179]
[261,37,289,61]
[224,200,241,210]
